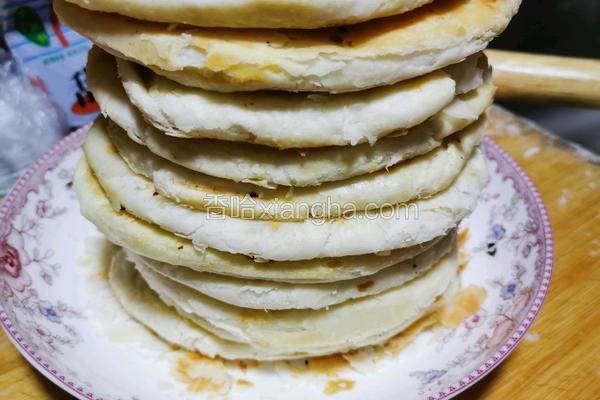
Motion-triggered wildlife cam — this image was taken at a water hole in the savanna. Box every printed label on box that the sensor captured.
[1,0,99,127]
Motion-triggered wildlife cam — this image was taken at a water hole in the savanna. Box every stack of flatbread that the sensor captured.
[57,0,520,361]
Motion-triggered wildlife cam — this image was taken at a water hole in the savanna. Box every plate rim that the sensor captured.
[0,127,554,400]
[0,125,96,399]
[431,138,554,400]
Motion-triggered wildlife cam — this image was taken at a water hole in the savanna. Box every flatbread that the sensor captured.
[83,118,487,260]
[62,0,434,29]
[115,49,487,147]
[108,117,486,219]
[126,229,454,310]
[88,46,494,189]
[75,159,446,283]
[139,249,459,348]
[55,0,521,92]
[110,248,459,358]
[109,252,456,361]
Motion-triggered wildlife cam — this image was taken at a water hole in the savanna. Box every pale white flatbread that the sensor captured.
[55,0,521,92]
[62,0,434,29]
[83,118,488,260]
[125,229,454,310]
[116,50,487,147]
[109,249,458,360]
[108,118,486,219]
[88,46,494,188]
[75,159,446,283]
[138,249,459,348]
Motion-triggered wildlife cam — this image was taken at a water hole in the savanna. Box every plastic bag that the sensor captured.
[0,48,68,194]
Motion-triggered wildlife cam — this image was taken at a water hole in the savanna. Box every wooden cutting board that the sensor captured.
[0,107,598,400]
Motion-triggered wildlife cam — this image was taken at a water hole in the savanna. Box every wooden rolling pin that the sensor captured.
[486,49,600,107]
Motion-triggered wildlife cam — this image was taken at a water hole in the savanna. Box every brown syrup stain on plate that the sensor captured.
[440,285,487,328]
[286,354,351,376]
[174,352,232,394]
[324,379,355,395]
[458,227,472,272]
[306,354,350,376]
[236,379,254,387]
[284,354,355,395]
[458,227,470,247]
[458,250,471,273]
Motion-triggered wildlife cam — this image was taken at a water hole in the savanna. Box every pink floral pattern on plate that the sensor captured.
[0,126,553,400]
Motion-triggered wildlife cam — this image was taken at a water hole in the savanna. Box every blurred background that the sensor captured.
[0,0,599,195]
[490,0,600,153]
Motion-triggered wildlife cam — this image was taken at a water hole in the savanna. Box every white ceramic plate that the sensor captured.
[0,127,553,400]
